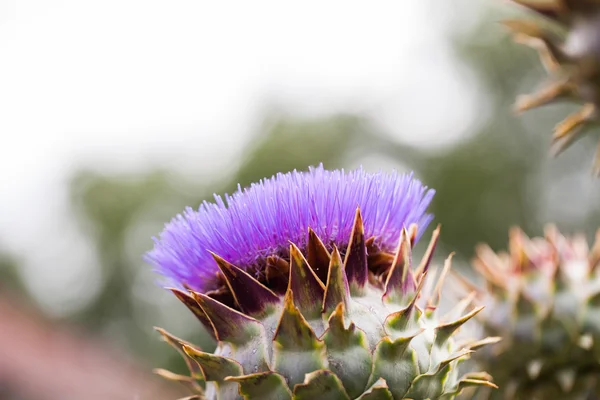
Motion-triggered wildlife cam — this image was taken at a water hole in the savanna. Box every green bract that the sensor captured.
[464,226,600,399]
[155,210,496,399]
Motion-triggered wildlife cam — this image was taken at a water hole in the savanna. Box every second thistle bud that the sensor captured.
[506,0,600,174]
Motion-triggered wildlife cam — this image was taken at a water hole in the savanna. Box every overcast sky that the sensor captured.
[0,0,481,314]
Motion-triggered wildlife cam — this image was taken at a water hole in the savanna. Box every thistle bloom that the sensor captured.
[148,166,496,400]
[146,164,434,293]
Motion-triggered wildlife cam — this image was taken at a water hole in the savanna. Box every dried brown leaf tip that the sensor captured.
[507,0,600,174]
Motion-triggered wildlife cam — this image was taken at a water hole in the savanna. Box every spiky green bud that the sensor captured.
[156,213,495,399]
[462,226,600,399]
[147,168,496,399]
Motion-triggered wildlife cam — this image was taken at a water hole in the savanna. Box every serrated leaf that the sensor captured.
[404,364,451,399]
[183,346,242,399]
[356,378,393,400]
[191,291,271,375]
[183,345,242,381]
[225,372,292,400]
[292,370,350,400]
[322,303,372,398]
[367,334,420,399]
[272,290,327,387]
[384,275,426,339]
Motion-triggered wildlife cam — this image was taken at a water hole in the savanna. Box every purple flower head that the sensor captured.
[145,164,435,293]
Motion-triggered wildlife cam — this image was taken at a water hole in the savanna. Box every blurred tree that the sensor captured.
[67,170,208,372]
[0,253,25,295]
[233,113,368,186]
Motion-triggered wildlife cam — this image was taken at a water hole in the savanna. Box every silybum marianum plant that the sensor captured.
[505,0,600,173]
[461,226,600,399]
[146,165,497,399]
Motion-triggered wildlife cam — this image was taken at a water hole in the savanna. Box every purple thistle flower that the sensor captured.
[145,164,434,293]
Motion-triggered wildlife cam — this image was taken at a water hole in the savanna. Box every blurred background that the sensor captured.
[2,0,600,399]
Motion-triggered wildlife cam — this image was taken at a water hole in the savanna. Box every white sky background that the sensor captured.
[0,0,484,315]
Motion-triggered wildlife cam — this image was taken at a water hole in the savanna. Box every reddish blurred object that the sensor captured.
[0,293,182,400]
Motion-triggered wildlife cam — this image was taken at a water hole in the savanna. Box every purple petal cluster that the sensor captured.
[145,165,435,292]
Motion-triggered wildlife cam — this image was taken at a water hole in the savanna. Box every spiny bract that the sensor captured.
[505,0,600,174]
[147,166,496,399]
[462,226,600,399]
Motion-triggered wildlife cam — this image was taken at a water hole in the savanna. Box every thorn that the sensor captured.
[428,253,453,309]
[502,18,563,71]
[322,247,350,313]
[183,345,243,382]
[438,349,474,371]
[509,226,530,273]
[473,243,509,284]
[153,368,205,394]
[414,225,440,279]
[383,228,413,299]
[384,273,427,336]
[210,252,280,316]
[465,336,502,351]
[434,306,485,347]
[513,80,571,114]
[169,288,216,339]
[288,243,325,318]
[407,223,418,246]
[344,207,368,290]
[265,256,290,295]
[502,19,546,39]
[306,228,331,284]
[553,103,596,141]
[191,291,264,345]
[551,103,596,157]
[274,289,320,349]
[442,291,477,321]
[154,327,205,378]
